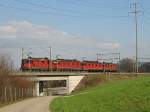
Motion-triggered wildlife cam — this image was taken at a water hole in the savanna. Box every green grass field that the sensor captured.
[50,76,150,112]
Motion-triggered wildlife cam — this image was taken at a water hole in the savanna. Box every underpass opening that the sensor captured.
[39,80,67,96]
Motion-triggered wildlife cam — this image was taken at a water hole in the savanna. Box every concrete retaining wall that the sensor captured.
[68,76,84,93]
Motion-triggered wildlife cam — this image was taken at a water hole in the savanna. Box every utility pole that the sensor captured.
[21,48,24,72]
[97,53,103,62]
[22,48,24,60]
[114,52,121,73]
[129,2,141,74]
[118,52,121,73]
[56,55,61,72]
[49,46,52,72]
[27,51,32,72]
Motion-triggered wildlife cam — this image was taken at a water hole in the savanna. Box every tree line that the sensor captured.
[119,58,150,73]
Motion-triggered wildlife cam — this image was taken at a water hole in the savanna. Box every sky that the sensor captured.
[0,0,150,68]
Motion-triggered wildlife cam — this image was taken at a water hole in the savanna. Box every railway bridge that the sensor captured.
[15,72,86,96]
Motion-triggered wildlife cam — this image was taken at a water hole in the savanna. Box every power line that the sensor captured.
[143,12,150,23]
[13,0,129,18]
[13,0,79,14]
[139,58,150,60]
[55,0,128,10]
[55,0,101,8]
[143,16,150,29]
[144,11,150,18]
[0,3,129,19]
[0,3,80,18]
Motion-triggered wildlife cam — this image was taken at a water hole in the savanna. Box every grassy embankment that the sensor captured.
[50,75,150,112]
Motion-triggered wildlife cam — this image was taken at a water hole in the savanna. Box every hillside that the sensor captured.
[73,74,135,93]
[50,76,150,112]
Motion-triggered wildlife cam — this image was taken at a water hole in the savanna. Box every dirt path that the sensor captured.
[0,96,55,112]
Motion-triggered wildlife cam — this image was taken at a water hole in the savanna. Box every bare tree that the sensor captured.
[0,55,13,102]
[0,54,34,103]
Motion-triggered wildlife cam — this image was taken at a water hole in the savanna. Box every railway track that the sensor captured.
[14,72,150,76]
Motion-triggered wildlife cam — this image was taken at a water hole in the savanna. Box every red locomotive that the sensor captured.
[21,57,51,71]
[82,61,103,72]
[52,59,82,71]
[21,57,118,72]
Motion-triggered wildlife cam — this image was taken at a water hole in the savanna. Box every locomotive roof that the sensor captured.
[83,61,99,63]
[23,57,49,60]
[56,59,79,62]
[82,61,116,64]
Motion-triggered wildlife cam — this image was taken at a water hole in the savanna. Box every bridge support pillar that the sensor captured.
[35,81,40,96]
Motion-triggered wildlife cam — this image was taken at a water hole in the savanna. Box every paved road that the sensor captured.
[0,96,55,112]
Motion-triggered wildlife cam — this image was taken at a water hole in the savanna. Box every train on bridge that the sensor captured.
[21,57,118,72]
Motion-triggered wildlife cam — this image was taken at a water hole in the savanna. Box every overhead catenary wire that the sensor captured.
[13,0,129,18]
[0,2,129,19]
[143,16,150,29]
[0,3,80,18]
[13,0,80,14]
[55,0,128,10]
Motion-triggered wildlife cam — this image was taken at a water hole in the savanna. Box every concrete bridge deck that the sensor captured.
[15,71,150,76]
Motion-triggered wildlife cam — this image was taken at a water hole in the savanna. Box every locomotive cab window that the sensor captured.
[41,61,45,63]
[23,60,29,64]
[29,60,33,63]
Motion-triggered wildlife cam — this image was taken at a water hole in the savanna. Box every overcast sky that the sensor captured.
[0,0,150,68]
